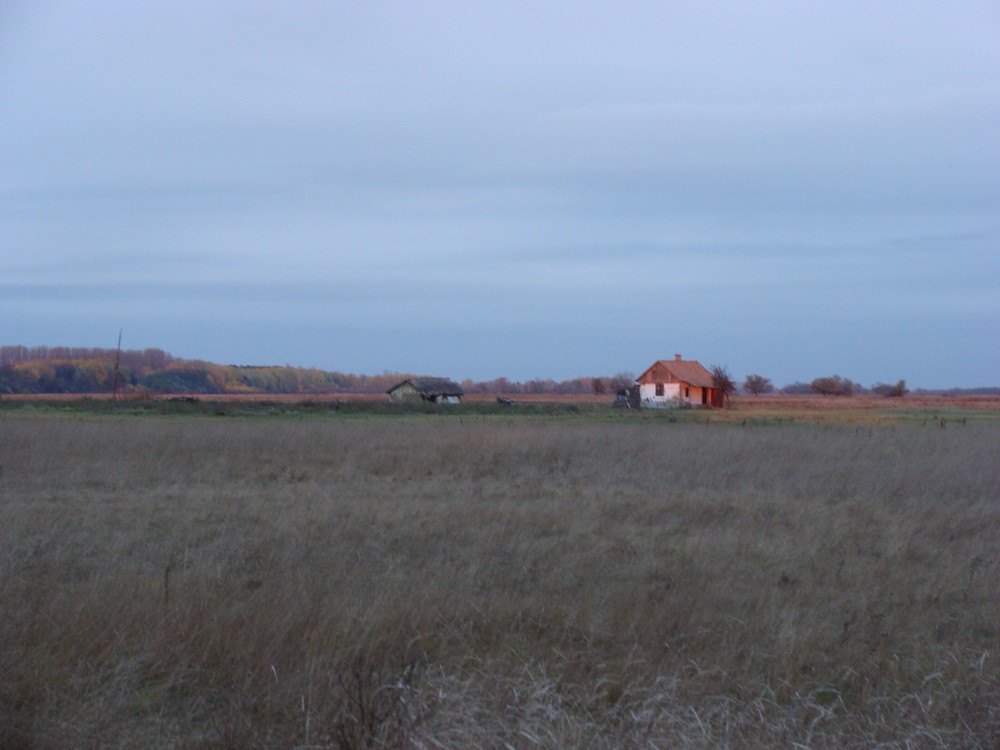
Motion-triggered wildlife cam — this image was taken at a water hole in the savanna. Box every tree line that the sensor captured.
[740,373,909,397]
[4,346,979,398]
[0,347,629,396]
[771,376,908,397]
[0,345,176,370]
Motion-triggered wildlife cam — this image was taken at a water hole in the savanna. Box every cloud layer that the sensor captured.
[2,1,998,386]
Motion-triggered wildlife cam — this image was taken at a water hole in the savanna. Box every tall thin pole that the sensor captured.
[112,329,123,400]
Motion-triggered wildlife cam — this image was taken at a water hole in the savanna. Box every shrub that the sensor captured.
[872,379,908,397]
[810,374,857,396]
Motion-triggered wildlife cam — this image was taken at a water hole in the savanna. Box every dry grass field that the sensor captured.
[6,391,1000,419]
[1,411,998,748]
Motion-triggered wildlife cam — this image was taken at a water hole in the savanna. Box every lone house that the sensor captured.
[636,355,723,408]
[387,377,464,405]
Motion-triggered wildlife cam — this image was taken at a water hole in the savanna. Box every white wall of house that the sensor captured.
[640,382,679,407]
[639,382,704,408]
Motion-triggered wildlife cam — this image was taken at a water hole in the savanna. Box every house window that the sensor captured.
[685,387,690,398]
[655,384,664,396]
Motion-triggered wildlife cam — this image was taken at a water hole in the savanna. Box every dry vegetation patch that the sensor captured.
[1,417,998,748]
[732,393,1000,413]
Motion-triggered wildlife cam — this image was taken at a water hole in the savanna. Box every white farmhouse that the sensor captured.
[636,355,723,408]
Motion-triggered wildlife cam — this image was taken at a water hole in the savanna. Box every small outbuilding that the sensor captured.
[636,355,723,408]
[387,377,464,405]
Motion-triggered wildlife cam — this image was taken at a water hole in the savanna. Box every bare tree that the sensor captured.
[607,372,635,393]
[710,365,737,407]
[743,374,773,396]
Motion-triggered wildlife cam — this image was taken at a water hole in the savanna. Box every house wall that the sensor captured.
[391,385,462,404]
[639,382,709,408]
[389,383,421,403]
[639,382,680,407]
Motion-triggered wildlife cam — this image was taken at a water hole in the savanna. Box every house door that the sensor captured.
[702,389,708,405]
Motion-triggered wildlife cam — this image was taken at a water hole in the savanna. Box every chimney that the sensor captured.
[674,354,682,362]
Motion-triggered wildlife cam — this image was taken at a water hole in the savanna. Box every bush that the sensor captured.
[872,379,908,398]
[810,375,857,396]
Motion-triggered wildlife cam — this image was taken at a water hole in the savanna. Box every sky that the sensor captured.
[1,1,998,388]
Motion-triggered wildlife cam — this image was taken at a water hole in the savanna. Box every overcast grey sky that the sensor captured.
[2,1,998,387]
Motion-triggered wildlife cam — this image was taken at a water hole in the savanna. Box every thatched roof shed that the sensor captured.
[387,377,463,404]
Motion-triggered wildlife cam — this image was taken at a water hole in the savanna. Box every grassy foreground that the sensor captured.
[1,415,998,748]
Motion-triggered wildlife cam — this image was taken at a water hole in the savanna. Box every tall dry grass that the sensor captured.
[1,416,998,748]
